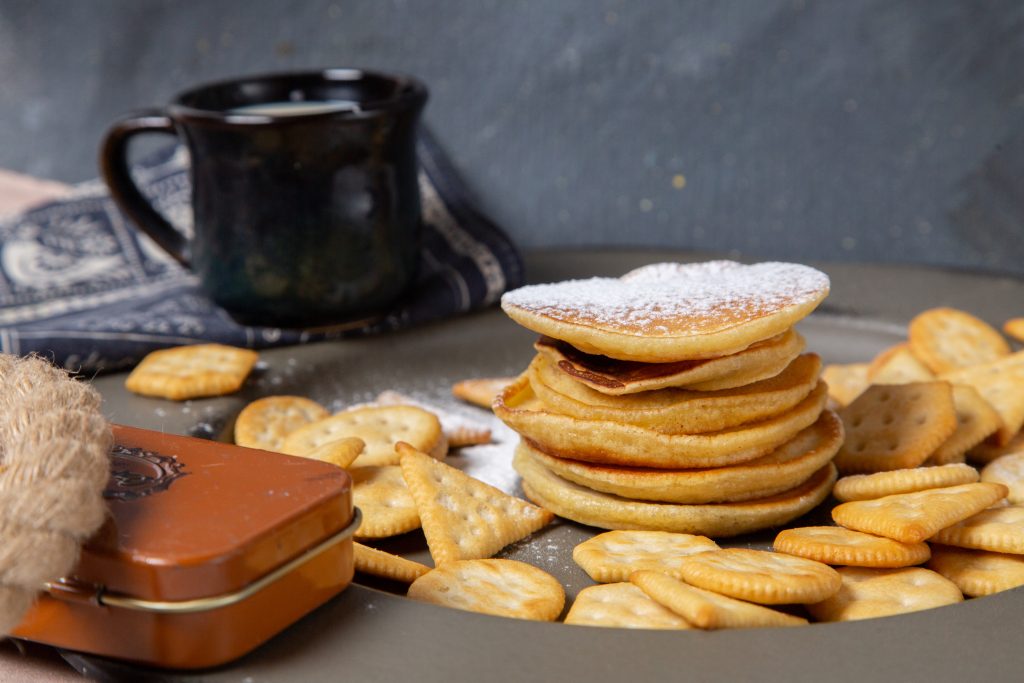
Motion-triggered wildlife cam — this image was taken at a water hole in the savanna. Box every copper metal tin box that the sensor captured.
[14,425,358,669]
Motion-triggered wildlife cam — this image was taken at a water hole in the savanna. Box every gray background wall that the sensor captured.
[1,0,1022,274]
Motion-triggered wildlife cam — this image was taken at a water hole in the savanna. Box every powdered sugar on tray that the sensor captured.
[349,388,522,494]
[501,261,830,333]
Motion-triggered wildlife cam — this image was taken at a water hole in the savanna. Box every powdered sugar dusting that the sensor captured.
[501,261,829,334]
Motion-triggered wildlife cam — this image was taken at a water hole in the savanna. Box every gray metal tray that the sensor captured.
[69,250,1024,682]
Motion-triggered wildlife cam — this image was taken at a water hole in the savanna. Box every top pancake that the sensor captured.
[501,261,830,362]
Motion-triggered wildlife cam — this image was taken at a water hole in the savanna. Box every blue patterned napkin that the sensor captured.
[0,130,522,372]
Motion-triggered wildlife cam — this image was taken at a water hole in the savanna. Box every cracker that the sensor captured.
[572,530,719,583]
[375,390,491,447]
[234,395,329,451]
[908,307,1010,374]
[981,453,1024,504]
[833,382,957,474]
[124,343,259,400]
[807,567,962,622]
[452,377,516,409]
[930,505,1024,554]
[407,558,564,621]
[1004,318,1024,343]
[927,384,1001,465]
[299,436,365,468]
[398,443,552,565]
[822,363,870,407]
[353,543,430,583]
[675,548,841,605]
[515,448,836,537]
[969,429,1024,466]
[832,464,980,502]
[943,351,1024,445]
[928,545,1024,597]
[564,583,693,629]
[630,571,807,629]
[351,466,420,539]
[773,526,930,568]
[282,405,444,467]
[831,482,1008,543]
[866,344,935,384]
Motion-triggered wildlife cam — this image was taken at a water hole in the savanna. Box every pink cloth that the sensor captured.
[0,169,69,215]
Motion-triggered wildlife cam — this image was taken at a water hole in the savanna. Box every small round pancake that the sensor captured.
[564,583,694,629]
[516,409,842,504]
[675,548,841,605]
[501,261,830,362]
[534,330,805,395]
[408,559,565,621]
[981,453,1024,504]
[807,567,963,622]
[773,526,931,568]
[234,395,330,451]
[572,530,720,583]
[832,464,980,502]
[513,449,836,537]
[495,375,829,469]
[528,353,821,434]
[928,545,1024,597]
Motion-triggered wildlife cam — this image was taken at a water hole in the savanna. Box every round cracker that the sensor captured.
[929,505,1024,555]
[773,526,930,568]
[564,583,693,629]
[807,567,963,622]
[517,410,842,504]
[282,404,444,467]
[513,449,836,538]
[675,548,841,605]
[928,545,1024,597]
[408,559,565,621]
[351,465,420,539]
[981,453,1024,505]
[572,530,720,583]
[234,395,329,451]
[908,307,1011,374]
[500,261,829,363]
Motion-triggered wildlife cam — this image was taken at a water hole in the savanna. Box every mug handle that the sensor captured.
[100,111,190,267]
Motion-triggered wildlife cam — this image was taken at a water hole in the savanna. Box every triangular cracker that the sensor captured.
[943,351,1024,446]
[927,384,1001,465]
[397,442,553,565]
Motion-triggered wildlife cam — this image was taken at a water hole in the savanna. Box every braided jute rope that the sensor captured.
[0,354,111,635]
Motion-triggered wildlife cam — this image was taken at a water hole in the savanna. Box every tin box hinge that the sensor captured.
[43,507,361,615]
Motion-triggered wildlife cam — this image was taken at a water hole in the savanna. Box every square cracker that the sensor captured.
[943,351,1024,446]
[398,442,553,565]
[834,382,957,474]
[822,363,870,407]
[125,343,259,400]
[564,583,693,629]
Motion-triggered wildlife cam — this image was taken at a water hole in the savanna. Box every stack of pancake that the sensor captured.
[494,261,842,538]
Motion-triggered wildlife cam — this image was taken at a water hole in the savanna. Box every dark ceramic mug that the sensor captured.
[101,69,427,327]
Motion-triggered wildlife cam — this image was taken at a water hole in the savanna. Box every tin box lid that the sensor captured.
[71,425,353,602]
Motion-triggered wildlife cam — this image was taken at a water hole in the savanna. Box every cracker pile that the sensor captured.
[496,260,839,537]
